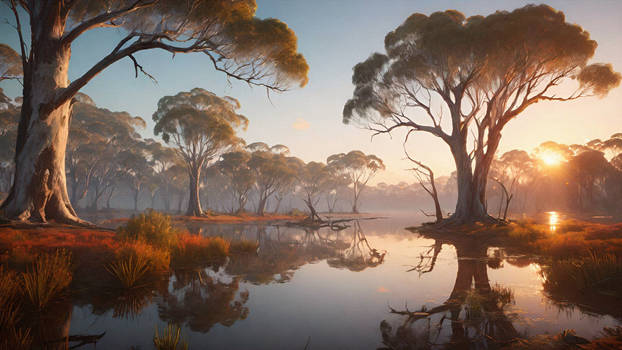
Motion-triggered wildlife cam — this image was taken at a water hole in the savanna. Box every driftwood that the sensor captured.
[46,332,106,349]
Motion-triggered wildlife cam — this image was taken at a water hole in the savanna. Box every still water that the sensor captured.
[67,216,619,349]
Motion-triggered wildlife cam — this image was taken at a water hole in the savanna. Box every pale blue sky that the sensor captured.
[1,1,621,184]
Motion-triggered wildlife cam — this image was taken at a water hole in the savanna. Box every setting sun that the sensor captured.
[539,151,564,166]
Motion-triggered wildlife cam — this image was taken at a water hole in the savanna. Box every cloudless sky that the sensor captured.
[1,1,621,184]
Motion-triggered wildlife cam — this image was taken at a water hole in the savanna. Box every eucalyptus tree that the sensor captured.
[0,0,308,223]
[343,5,620,223]
[144,139,180,210]
[246,143,296,216]
[66,96,146,207]
[296,161,331,222]
[0,44,21,83]
[0,102,19,194]
[327,151,385,213]
[154,88,247,216]
[489,150,536,219]
[218,150,255,214]
[117,144,153,212]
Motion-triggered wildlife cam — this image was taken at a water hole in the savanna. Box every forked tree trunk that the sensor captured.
[449,142,488,224]
[0,14,85,224]
[256,194,268,216]
[105,186,115,209]
[186,167,203,216]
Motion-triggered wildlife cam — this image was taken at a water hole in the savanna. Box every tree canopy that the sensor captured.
[343,4,620,223]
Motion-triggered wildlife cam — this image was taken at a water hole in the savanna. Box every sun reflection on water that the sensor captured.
[547,211,559,232]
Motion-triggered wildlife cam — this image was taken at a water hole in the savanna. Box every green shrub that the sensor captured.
[153,323,188,350]
[117,210,178,248]
[21,249,72,310]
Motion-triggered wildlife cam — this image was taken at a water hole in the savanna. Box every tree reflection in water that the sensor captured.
[158,268,249,333]
[380,239,520,350]
[327,221,386,271]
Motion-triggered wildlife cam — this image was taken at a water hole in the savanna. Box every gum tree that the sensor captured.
[343,5,620,224]
[246,142,296,216]
[327,151,385,213]
[0,0,308,223]
[153,88,247,216]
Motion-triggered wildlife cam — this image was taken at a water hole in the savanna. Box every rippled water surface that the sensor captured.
[65,216,619,349]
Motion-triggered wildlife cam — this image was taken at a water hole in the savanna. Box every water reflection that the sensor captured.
[548,211,560,232]
[2,219,619,349]
[158,269,249,333]
[380,239,519,349]
[327,221,386,271]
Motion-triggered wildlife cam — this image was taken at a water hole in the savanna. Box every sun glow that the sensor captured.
[539,151,564,166]
[548,211,559,232]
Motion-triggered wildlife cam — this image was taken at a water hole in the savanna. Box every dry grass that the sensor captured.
[500,219,622,259]
[21,249,72,310]
[117,210,179,248]
[153,323,188,350]
[230,240,259,254]
[172,234,230,268]
[115,241,170,272]
[107,255,152,289]
[542,251,622,296]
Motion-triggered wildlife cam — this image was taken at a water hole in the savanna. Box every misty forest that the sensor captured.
[1,1,622,349]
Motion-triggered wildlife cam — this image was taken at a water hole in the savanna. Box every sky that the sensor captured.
[1,0,621,185]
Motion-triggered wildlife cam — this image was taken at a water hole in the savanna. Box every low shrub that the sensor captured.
[21,249,72,310]
[117,210,178,248]
[153,323,188,350]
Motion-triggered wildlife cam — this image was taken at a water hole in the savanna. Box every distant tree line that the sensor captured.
[0,89,385,218]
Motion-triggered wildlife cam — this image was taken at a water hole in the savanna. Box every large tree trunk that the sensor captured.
[352,182,360,213]
[449,142,489,224]
[256,194,268,216]
[0,15,85,224]
[186,167,203,216]
[105,186,115,209]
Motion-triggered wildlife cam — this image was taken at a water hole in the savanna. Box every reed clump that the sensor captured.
[153,323,189,350]
[21,249,72,310]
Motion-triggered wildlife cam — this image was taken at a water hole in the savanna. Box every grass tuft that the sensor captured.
[106,255,152,289]
[21,249,72,310]
[153,323,188,350]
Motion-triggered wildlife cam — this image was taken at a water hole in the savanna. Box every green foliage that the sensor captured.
[153,323,189,350]
[117,210,178,248]
[21,249,72,310]
[107,255,152,289]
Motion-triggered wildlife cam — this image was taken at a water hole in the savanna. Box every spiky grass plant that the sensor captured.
[107,255,151,289]
[153,323,189,350]
[21,249,72,310]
